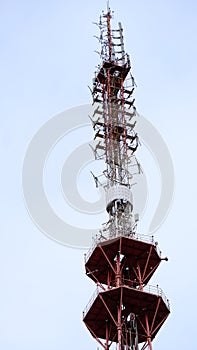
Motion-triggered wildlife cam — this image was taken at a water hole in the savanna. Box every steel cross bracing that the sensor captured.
[83,6,170,350]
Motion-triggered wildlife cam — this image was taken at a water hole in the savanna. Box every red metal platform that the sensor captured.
[85,235,162,288]
[83,285,170,345]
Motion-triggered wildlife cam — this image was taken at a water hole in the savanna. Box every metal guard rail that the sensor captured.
[83,283,170,319]
[85,231,161,263]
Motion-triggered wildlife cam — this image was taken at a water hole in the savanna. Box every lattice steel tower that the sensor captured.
[83,5,170,350]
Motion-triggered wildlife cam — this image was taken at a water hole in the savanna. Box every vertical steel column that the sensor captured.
[137,262,143,291]
[107,11,112,61]
[117,288,123,350]
[145,315,153,350]
[106,320,109,350]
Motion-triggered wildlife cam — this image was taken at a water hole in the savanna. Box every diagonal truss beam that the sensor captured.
[83,321,106,349]
[150,298,161,333]
[99,293,118,327]
[86,265,106,291]
[99,245,116,274]
[142,246,153,281]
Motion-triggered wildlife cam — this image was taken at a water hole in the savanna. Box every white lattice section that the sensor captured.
[106,185,133,207]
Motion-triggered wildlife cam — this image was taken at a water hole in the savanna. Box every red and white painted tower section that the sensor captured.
[83,5,170,350]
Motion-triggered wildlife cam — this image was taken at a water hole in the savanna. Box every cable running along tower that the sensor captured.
[83,6,170,350]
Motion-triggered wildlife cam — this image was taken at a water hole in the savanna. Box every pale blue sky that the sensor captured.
[1,0,197,349]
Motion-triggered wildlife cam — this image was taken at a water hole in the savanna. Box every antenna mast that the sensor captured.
[83,6,170,350]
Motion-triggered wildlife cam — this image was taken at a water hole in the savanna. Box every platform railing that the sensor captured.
[143,284,170,310]
[82,285,103,318]
[82,282,170,319]
[84,230,161,263]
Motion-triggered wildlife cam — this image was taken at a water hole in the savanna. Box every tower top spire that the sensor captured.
[104,0,113,19]
[107,0,110,12]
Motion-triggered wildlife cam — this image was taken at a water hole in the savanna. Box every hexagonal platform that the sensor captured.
[83,285,170,344]
[85,235,162,287]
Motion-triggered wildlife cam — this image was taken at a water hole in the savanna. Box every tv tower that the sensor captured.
[83,5,170,350]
